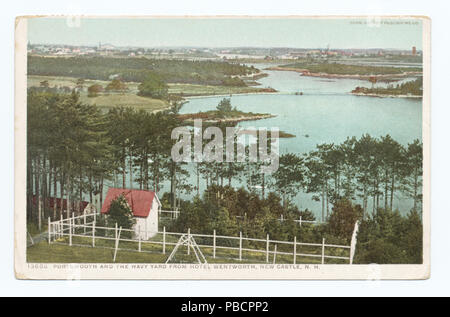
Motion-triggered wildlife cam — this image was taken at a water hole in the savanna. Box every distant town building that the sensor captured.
[412,46,417,56]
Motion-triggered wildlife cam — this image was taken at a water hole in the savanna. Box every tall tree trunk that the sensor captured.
[79,170,83,215]
[384,169,389,211]
[197,163,200,196]
[42,157,47,218]
[129,155,133,189]
[170,162,176,209]
[376,180,380,212]
[66,173,71,219]
[143,153,148,190]
[139,160,143,190]
[27,153,33,221]
[390,172,395,211]
[321,184,325,222]
[372,181,376,215]
[48,160,52,213]
[99,176,104,208]
[413,167,418,212]
[122,148,126,189]
[53,167,57,219]
[261,173,265,200]
[89,172,93,204]
[326,180,329,218]
[35,157,42,231]
[60,172,65,218]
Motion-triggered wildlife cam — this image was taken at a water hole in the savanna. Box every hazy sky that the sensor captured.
[28,17,423,50]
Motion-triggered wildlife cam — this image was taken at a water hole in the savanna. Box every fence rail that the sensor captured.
[47,213,358,264]
[158,210,180,219]
[277,214,324,226]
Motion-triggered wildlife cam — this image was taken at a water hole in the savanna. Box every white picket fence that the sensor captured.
[47,213,358,264]
[277,214,323,226]
[158,209,180,219]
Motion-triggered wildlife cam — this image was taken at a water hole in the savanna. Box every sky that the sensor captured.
[27,17,423,50]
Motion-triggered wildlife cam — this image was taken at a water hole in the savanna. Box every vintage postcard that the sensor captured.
[14,16,430,279]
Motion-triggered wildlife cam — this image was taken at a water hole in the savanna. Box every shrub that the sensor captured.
[107,195,136,238]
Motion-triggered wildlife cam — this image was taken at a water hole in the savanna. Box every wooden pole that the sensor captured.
[273,244,277,264]
[239,231,242,261]
[163,226,166,254]
[113,226,122,262]
[293,236,297,264]
[321,238,325,265]
[266,234,269,263]
[138,235,141,252]
[92,221,96,247]
[60,214,63,239]
[69,217,72,246]
[83,210,86,235]
[213,229,216,259]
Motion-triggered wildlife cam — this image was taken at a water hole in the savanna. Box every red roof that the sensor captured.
[100,188,157,218]
[31,195,89,211]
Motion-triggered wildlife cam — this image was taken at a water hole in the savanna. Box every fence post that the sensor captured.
[138,235,141,252]
[115,222,118,242]
[213,229,216,259]
[69,217,72,246]
[60,214,63,239]
[83,211,86,235]
[92,221,96,247]
[321,238,325,264]
[72,212,75,236]
[293,236,297,264]
[281,214,283,222]
[48,217,51,243]
[266,234,269,263]
[299,216,302,227]
[163,226,166,254]
[239,231,242,261]
[273,244,277,264]
[349,221,360,265]
[187,228,191,255]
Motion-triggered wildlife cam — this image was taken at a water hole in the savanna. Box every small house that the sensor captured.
[100,188,161,240]
[31,195,93,214]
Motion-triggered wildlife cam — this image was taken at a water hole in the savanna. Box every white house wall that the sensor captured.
[132,197,159,240]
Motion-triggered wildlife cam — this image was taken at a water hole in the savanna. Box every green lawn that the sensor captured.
[27,234,349,264]
[79,93,169,112]
[28,75,170,113]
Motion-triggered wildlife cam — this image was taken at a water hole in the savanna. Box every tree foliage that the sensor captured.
[137,74,168,99]
[107,195,135,230]
[28,55,258,87]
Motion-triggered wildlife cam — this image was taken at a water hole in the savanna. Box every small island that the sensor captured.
[267,61,422,80]
[351,77,422,98]
[178,110,275,123]
[178,98,296,138]
[178,97,276,124]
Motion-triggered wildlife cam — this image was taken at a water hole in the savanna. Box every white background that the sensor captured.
[1,0,449,297]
